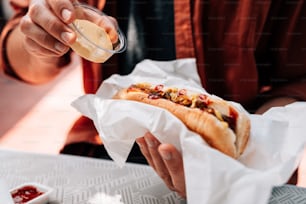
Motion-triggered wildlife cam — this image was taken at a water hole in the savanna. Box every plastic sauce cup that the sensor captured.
[70,3,126,63]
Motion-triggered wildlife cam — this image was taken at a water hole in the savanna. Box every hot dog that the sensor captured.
[113,83,250,158]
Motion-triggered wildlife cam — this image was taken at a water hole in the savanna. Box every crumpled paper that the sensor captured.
[72,58,306,204]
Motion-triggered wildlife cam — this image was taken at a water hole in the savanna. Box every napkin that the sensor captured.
[72,58,306,204]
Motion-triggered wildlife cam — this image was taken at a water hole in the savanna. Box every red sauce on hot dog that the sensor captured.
[127,83,238,132]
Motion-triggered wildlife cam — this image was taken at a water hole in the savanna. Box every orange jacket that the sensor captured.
[2,0,306,146]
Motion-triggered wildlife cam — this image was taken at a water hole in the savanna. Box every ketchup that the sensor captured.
[154,84,164,91]
[11,185,43,204]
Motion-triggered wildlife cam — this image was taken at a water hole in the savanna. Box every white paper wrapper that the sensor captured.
[72,58,306,204]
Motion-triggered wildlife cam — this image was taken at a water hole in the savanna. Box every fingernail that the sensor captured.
[160,150,172,160]
[54,42,67,52]
[135,140,142,148]
[61,9,72,22]
[61,32,74,43]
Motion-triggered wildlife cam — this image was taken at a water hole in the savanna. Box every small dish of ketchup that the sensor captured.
[10,183,53,204]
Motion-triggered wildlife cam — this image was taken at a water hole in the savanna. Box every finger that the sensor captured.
[46,0,77,23]
[136,137,155,169]
[297,147,306,187]
[20,16,70,56]
[27,3,76,45]
[144,133,175,190]
[103,16,119,43]
[159,144,186,198]
[82,9,119,44]
[96,16,119,44]
[24,37,68,58]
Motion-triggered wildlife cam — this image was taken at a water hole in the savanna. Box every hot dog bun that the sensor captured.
[113,83,250,158]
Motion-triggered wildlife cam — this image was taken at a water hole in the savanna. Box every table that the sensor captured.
[1,149,306,204]
[0,149,184,204]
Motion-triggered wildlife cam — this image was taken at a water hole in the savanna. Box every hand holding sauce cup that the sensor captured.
[70,3,126,63]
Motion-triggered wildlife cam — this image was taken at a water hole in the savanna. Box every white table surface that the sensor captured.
[0,148,185,204]
[1,148,306,204]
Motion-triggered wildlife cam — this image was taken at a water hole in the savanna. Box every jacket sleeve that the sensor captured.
[0,0,28,79]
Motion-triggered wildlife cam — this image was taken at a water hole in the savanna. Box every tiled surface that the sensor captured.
[0,54,84,154]
[269,185,306,204]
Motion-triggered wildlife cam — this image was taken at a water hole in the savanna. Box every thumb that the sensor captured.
[297,146,306,187]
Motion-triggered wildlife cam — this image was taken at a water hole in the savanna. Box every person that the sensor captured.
[136,131,306,199]
[1,0,306,198]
